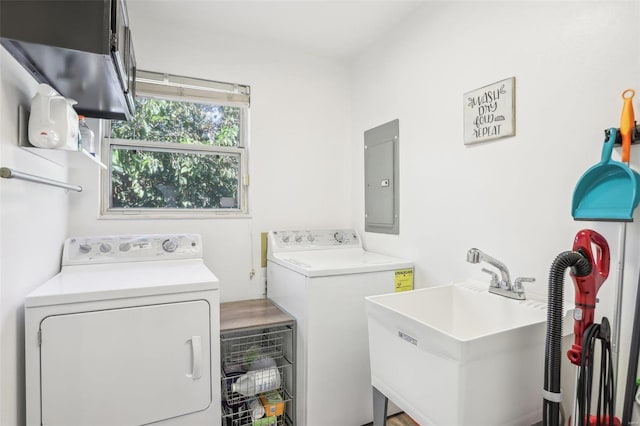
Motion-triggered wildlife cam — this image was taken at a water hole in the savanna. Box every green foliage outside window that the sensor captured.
[110,97,243,209]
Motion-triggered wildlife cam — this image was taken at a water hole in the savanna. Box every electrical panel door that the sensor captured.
[365,119,399,234]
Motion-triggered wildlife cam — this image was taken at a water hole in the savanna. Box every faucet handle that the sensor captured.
[513,277,535,292]
[481,268,500,287]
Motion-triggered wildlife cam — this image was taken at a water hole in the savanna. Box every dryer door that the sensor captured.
[39,300,211,426]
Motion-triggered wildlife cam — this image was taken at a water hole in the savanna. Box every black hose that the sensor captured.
[576,318,614,426]
[621,271,640,424]
[543,250,592,426]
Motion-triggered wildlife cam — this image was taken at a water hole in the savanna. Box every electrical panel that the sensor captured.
[364,119,399,235]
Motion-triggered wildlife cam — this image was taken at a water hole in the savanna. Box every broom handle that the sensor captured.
[614,89,635,419]
[611,223,626,400]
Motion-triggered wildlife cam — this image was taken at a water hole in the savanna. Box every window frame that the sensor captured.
[99,72,250,219]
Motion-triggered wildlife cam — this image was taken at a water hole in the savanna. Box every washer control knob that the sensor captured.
[282,235,290,243]
[162,239,178,253]
[99,243,112,253]
[79,243,92,254]
[334,232,345,244]
[307,234,315,242]
[119,242,131,252]
[295,235,303,243]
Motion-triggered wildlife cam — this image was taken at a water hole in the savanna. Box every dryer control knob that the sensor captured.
[119,242,131,252]
[162,239,178,253]
[79,243,92,254]
[307,234,315,242]
[99,243,112,253]
[282,235,290,243]
[295,235,303,243]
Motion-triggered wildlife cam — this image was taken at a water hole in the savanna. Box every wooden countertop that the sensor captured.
[220,298,295,332]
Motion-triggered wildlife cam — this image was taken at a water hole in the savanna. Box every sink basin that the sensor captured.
[366,280,572,426]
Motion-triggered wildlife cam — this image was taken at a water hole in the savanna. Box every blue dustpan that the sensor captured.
[572,128,640,221]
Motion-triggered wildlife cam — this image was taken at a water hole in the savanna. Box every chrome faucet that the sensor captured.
[466,248,535,300]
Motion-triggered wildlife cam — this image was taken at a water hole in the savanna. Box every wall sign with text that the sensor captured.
[464,77,515,144]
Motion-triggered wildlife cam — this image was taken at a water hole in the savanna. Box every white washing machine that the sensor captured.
[24,234,221,426]
[266,229,414,426]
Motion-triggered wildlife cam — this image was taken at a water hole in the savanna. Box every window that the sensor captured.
[101,71,250,217]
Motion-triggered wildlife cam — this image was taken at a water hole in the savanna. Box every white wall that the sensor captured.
[67,18,353,302]
[351,0,640,415]
[0,48,71,426]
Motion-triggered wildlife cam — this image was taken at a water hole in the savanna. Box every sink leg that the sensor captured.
[372,386,388,426]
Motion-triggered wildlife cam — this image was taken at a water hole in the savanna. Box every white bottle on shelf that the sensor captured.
[78,115,95,156]
[231,367,281,397]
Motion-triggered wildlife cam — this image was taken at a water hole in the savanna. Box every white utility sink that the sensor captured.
[366,280,572,426]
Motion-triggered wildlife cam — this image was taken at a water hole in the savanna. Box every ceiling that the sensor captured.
[127,1,427,59]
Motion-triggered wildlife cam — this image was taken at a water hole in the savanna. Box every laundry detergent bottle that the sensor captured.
[28,83,78,150]
[231,367,281,396]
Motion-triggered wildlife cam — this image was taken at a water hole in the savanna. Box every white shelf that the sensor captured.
[21,146,107,170]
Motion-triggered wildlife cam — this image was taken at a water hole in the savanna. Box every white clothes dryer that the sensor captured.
[24,234,220,426]
[266,229,414,426]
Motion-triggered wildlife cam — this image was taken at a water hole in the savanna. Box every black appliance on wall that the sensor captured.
[1,0,136,121]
